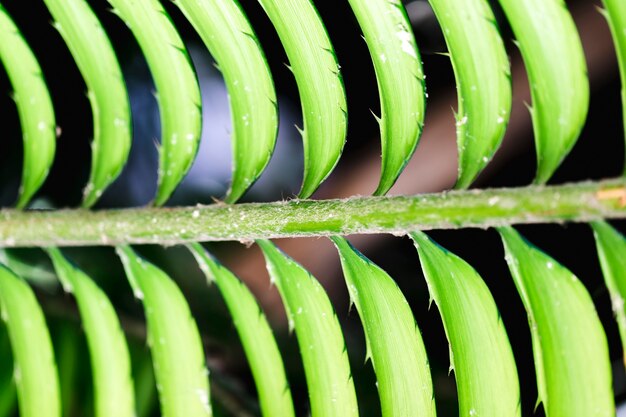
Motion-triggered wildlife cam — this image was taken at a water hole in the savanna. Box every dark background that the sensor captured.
[0,0,625,416]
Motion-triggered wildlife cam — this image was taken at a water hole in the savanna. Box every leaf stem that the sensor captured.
[1,179,625,247]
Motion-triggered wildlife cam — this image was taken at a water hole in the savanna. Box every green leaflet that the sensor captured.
[601,0,626,174]
[256,0,347,198]
[0,5,56,209]
[498,0,589,184]
[591,221,626,365]
[410,231,520,417]
[107,0,201,206]
[116,246,211,417]
[0,263,60,417]
[257,240,358,417]
[46,248,134,417]
[173,0,278,203]
[498,227,614,416]
[187,244,295,417]
[346,0,425,195]
[428,0,511,189]
[42,0,131,208]
[331,237,435,417]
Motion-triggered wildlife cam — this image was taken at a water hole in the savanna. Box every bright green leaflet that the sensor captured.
[107,0,201,206]
[188,243,295,417]
[428,0,511,189]
[410,231,520,417]
[601,0,626,175]
[255,0,347,198]
[498,227,614,416]
[0,5,56,209]
[173,0,278,203]
[257,240,358,417]
[42,0,131,208]
[498,0,589,184]
[46,248,135,417]
[591,221,626,365]
[346,0,425,195]
[0,264,60,417]
[331,237,435,417]
[116,246,211,417]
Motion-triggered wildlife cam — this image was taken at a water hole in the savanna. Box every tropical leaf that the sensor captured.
[255,0,347,198]
[428,0,511,189]
[188,243,295,417]
[172,0,277,203]
[116,246,211,417]
[498,226,614,416]
[410,231,520,417]
[46,248,135,417]
[591,220,626,365]
[0,263,60,417]
[346,0,425,195]
[331,236,435,417]
[257,240,358,417]
[0,4,56,209]
[42,0,131,208]
[107,0,202,206]
[498,0,589,183]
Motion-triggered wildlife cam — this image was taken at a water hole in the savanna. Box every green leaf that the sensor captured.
[591,220,626,365]
[257,240,358,417]
[601,0,626,175]
[428,0,511,189]
[498,0,589,184]
[498,226,614,416]
[255,0,347,198]
[188,243,295,417]
[107,0,202,206]
[330,237,435,417]
[410,231,520,417]
[173,0,278,203]
[0,5,56,209]
[346,0,425,195]
[0,263,60,417]
[46,248,135,417]
[116,246,211,417]
[41,0,131,208]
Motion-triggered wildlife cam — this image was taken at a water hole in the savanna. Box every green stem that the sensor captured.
[1,179,625,247]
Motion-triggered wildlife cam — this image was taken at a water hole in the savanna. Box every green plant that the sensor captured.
[0,0,625,416]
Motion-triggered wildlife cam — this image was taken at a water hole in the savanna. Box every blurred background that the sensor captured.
[0,0,625,415]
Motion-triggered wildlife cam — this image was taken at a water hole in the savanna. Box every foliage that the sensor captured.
[0,0,625,416]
